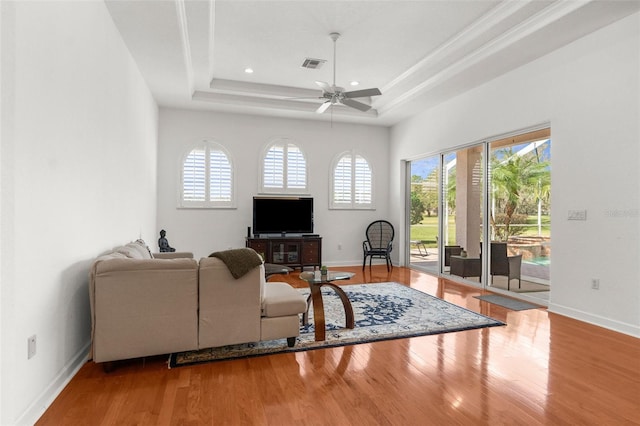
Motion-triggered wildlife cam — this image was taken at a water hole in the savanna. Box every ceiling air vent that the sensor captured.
[301,58,326,69]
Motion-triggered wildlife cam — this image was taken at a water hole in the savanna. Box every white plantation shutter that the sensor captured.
[261,141,308,193]
[181,141,235,208]
[354,155,372,204]
[183,148,206,202]
[331,151,374,209]
[333,156,352,204]
[263,145,284,188]
[209,150,232,202]
[287,145,306,189]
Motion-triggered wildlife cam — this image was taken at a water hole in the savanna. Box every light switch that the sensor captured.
[568,209,587,220]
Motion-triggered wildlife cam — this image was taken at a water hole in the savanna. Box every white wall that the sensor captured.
[157,108,390,264]
[390,13,640,336]
[0,2,158,424]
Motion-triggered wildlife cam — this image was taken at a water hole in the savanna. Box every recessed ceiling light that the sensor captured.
[244,68,254,74]
[350,81,359,86]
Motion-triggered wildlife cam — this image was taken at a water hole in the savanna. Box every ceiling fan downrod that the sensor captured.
[330,32,340,88]
[313,31,380,115]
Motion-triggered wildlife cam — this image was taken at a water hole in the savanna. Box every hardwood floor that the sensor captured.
[37,266,640,425]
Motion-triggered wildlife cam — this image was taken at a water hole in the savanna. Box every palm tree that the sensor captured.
[490,149,550,240]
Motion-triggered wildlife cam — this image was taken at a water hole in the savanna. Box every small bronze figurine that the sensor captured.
[158,229,176,252]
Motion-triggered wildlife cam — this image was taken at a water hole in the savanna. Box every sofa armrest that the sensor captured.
[153,252,193,259]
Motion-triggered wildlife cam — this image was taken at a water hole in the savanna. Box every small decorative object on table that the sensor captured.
[320,265,328,278]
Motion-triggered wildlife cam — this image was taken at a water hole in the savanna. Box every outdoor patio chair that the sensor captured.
[363,220,395,271]
[411,240,433,257]
[481,242,522,290]
[444,245,463,266]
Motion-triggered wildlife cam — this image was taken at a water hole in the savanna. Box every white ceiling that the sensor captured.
[105,0,640,126]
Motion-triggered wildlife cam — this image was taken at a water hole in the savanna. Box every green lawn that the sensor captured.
[410,216,454,246]
[509,214,550,237]
[410,215,550,247]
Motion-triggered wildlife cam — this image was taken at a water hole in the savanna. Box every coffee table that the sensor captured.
[299,271,355,341]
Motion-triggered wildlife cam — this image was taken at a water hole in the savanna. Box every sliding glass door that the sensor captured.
[408,155,440,273]
[408,143,485,279]
[488,129,551,292]
[406,127,551,297]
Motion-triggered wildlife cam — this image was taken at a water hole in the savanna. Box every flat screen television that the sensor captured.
[252,197,314,236]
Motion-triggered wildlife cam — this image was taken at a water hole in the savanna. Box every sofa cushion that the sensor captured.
[95,251,128,263]
[115,245,143,259]
[261,282,307,317]
[135,239,154,258]
[116,240,153,259]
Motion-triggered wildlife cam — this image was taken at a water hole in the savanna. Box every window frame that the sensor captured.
[330,150,375,210]
[179,139,236,209]
[259,138,309,195]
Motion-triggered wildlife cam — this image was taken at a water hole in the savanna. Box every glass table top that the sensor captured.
[299,270,355,284]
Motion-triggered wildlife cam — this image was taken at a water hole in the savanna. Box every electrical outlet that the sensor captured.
[28,335,37,359]
[591,278,600,290]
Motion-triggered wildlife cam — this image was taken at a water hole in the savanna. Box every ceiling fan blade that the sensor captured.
[343,88,382,98]
[316,101,332,114]
[285,96,324,100]
[315,81,334,94]
[341,98,372,112]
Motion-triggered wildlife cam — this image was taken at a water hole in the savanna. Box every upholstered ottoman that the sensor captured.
[261,282,307,346]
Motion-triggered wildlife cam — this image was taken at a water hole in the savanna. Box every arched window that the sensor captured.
[180,140,235,208]
[261,139,308,193]
[330,150,374,209]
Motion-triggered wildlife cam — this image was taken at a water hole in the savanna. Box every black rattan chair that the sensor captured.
[481,242,522,290]
[363,220,395,271]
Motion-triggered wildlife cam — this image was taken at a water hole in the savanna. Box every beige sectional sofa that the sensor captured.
[89,240,307,365]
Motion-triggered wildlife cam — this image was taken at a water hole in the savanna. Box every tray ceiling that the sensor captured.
[105,0,640,126]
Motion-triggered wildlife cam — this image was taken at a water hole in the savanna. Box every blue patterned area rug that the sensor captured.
[169,282,504,368]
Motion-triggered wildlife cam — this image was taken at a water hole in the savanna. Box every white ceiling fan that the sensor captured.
[314,32,381,114]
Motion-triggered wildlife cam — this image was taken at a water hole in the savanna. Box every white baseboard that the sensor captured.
[548,303,640,338]
[17,341,90,426]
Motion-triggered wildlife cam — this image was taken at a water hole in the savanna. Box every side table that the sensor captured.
[450,255,482,280]
[299,271,355,341]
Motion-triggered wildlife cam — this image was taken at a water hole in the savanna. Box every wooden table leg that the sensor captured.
[305,282,355,341]
[323,283,355,329]
[311,284,326,341]
[302,293,312,326]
